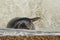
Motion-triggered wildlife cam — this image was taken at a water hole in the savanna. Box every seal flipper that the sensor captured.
[30,17,41,22]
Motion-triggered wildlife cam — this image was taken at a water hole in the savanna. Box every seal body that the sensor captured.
[7,17,35,30]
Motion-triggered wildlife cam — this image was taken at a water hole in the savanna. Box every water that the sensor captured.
[0,28,60,36]
[0,0,60,31]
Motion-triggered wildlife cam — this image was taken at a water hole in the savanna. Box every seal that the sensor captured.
[7,17,40,30]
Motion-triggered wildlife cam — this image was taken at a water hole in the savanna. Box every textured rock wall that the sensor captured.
[0,0,60,31]
[0,36,60,40]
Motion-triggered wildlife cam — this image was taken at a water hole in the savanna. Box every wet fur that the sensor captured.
[7,17,35,30]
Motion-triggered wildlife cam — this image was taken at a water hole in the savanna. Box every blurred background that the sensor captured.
[0,0,60,31]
